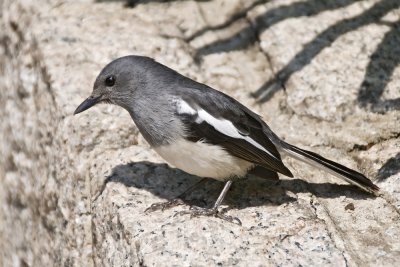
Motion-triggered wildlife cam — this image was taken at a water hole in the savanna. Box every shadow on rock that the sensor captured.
[194,0,358,56]
[192,0,400,112]
[357,19,400,113]
[104,161,375,210]
[376,152,400,181]
[186,0,270,42]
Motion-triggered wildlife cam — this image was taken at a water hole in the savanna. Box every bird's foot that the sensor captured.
[145,199,185,212]
[175,206,242,225]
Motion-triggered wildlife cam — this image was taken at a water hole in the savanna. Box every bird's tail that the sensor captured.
[278,140,379,193]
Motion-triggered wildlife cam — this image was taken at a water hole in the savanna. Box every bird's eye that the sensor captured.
[105,75,116,87]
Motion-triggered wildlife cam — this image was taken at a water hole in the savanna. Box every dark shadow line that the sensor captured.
[186,0,270,42]
[357,19,400,113]
[254,0,400,102]
[195,0,360,57]
[376,153,400,181]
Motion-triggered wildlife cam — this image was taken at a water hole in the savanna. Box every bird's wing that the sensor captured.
[173,89,293,177]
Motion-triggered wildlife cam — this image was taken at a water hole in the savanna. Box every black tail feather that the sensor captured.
[282,143,379,193]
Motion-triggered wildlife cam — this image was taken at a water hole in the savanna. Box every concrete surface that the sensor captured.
[0,0,399,266]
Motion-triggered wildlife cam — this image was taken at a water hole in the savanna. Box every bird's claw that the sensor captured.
[175,206,242,225]
[145,199,185,213]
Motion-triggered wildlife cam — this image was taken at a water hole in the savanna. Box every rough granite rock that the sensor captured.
[0,0,399,266]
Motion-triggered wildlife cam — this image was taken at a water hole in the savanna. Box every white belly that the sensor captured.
[154,139,253,181]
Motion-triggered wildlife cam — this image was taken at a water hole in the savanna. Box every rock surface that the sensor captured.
[0,0,399,266]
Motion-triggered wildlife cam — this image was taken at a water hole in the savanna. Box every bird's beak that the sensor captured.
[74,95,101,115]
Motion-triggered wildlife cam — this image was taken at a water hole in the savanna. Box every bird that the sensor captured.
[74,55,379,224]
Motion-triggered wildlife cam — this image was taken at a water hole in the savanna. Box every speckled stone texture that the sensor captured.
[0,0,399,266]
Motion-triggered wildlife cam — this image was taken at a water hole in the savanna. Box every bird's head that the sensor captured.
[74,55,151,115]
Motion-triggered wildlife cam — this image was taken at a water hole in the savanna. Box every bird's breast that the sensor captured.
[154,138,253,180]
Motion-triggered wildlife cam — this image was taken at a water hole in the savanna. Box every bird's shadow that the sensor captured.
[104,161,375,210]
[192,0,400,113]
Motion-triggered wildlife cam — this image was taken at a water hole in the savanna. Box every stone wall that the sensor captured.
[1,0,399,266]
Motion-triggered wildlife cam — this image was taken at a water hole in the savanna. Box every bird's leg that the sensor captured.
[176,180,242,225]
[145,178,208,212]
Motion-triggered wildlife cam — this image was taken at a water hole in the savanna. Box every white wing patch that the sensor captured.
[176,99,277,160]
[197,109,276,159]
[176,99,196,115]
